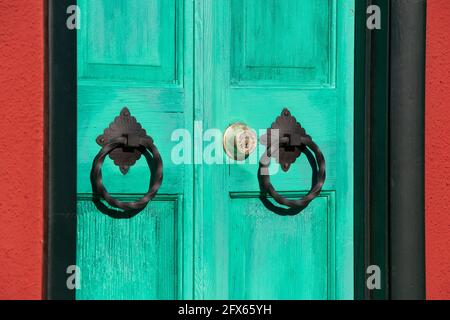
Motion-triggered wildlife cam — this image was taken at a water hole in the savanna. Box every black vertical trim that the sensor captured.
[368,0,391,300]
[355,0,390,300]
[46,0,77,300]
[353,0,367,300]
[389,0,426,300]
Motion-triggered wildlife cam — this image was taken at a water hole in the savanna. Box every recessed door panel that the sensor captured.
[76,0,192,300]
[231,0,336,87]
[198,0,354,299]
[78,0,181,83]
[76,197,180,300]
[227,193,335,299]
[76,0,355,300]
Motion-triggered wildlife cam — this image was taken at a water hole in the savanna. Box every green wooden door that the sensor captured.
[76,0,355,300]
[76,0,193,300]
[197,0,354,300]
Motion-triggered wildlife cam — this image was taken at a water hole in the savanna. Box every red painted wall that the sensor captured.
[0,0,448,300]
[0,0,44,299]
[426,0,450,300]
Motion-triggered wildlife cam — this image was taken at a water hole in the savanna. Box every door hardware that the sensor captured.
[223,123,257,161]
[91,108,163,211]
[259,108,326,209]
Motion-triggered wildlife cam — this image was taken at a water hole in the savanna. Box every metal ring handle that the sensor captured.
[259,136,326,209]
[90,136,163,211]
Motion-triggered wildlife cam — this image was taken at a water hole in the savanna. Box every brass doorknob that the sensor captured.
[223,123,257,161]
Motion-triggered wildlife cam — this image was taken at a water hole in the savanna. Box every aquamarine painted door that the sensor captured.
[76,0,355,300]
[76,0,193,300]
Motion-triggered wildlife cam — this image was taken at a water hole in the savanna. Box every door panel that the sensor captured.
[227,193,335,300]
[76,196,180,300]
[198,0,354,299]
[76,0,354,300]
[77,107,185,194]
[78,0,180,83]
[231,0,335,87]
[76,0,193,300]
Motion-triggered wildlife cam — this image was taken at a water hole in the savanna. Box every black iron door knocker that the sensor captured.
[91,108,163,211]
[259,108,326,211]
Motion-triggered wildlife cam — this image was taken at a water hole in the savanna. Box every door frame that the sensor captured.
[45,0,426,300]
[354,0,426,300]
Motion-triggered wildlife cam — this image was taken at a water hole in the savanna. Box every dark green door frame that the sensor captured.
[354,0,391,301]
[46,0,426,300]
[354,0,426,300]
[46,0,77,300]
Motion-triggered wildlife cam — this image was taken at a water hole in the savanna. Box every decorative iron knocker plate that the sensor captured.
[91,108,163,211]
[259,108,326,210]
[96,107,150,175]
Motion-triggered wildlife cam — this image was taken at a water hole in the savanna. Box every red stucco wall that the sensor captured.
[0,0,44,299]
[426,0,450,300]
[0,0,448,300]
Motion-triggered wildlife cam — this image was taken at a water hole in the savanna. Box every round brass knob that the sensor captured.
[223,123,257,161]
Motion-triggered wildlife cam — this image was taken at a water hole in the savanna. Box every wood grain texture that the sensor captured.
[76,196,180,300]
[78,0,181,83]
[77,104,185,194]
[77,0,354,300]
[231,0,336,87]
[77,0,194,300]
[77,0,187,196]
[227,193,335,300]
[195,0,354,299]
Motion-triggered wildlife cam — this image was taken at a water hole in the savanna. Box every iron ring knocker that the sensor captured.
[91,108,163,212]
[258,109,326,210]
[91,136,163,211]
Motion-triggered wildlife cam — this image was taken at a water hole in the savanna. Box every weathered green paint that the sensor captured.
[194,0,354,300]
[76,195,182,300]
[77,0,355,300]
[76,0,194,300]
[226,192,335,299]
